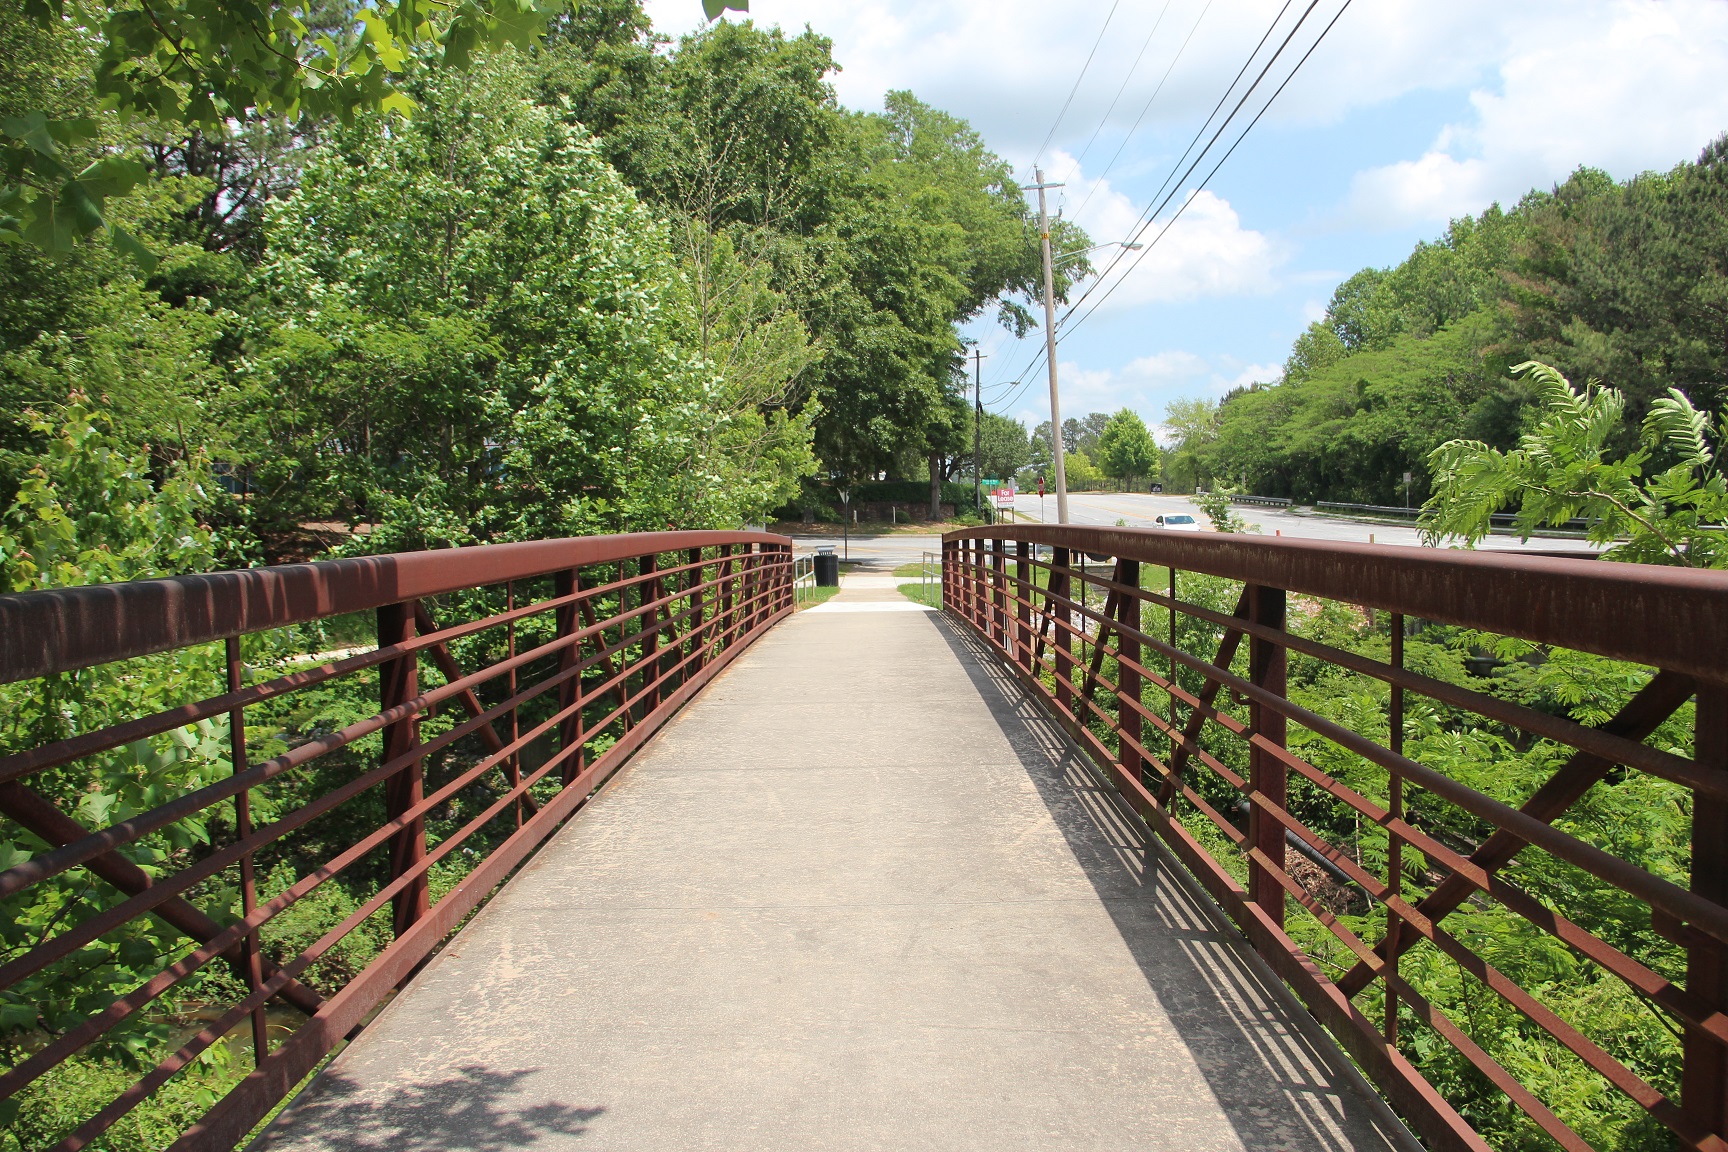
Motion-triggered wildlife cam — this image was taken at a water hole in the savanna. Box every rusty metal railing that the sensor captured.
[944,525,1728,1152]
[0,532,793,1151]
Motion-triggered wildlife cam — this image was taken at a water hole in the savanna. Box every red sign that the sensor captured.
[1038,476,1045,498]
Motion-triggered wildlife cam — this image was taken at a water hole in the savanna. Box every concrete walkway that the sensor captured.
[256,577,1415,1152]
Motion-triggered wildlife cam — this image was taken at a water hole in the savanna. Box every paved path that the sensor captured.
[257,581,1415,1152]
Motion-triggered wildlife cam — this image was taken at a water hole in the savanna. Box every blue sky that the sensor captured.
[641,0,1728,439]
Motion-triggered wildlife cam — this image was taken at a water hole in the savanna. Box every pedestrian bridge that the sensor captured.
[2,529,1725,1152]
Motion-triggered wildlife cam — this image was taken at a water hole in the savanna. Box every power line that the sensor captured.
[1067,0,1207,223]
[993,0,1354,419]
[1061,0,1303,321]
[1057,0,1313,328]
[1067,0,1174,175]
[1029,0,1122,172]
[994,0,1306,414]
[1058,0,1355,340]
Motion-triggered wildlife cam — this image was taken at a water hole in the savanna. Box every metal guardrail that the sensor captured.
[0,532,794,1151]
[1312,499,1594,530]
[942,525,1728,1152]
[1228,494,1292,508]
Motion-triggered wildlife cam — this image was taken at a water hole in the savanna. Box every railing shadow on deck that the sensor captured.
[939,524,1728,1152]
[249,1065,603,1152]
[930,615,1419,1152]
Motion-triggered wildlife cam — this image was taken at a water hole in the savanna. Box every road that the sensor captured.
[1010,490,1598,552]
[783,490,1598,565]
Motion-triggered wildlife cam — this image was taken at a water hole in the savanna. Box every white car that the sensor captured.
[1153,513,1203,532]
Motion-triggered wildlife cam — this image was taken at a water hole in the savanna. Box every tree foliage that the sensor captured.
[1423,361,1728,565]
[1173,139,1728,508]
[1096,407,1157,483]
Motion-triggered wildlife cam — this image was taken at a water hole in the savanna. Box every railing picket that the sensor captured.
[1051,546,1074,722]
[1015,541,1032,670]
[555,570,584,786]
[377,600,429,937]
[1246,583,1288,929]
[508,581,522,829]
[224,636,269,1065]
[1385,611,1405,1045]
[687,547,706,676]
[1685,679,1728,1135]
[1117,560,1142,790]
[990,539,1007,644]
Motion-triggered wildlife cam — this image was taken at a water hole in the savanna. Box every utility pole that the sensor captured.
[973,348,986,520]
[1030,167,1069,523]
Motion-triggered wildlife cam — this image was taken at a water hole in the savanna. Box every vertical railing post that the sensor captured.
[687,547,705,676]
[990,539,1007,647]
[1117,560,1141,786]
[745,544,763,632]
[729,543,742,641]
[1168,567,1179,743]
[960,538,972,624]
[717,544,736,651]
[554,570,583,786]
[1052,546,1074,721]
[507,581,522,828]
[975,538,988,631]
[225,636,268,1065]
[1385,612,1405,1044]
[1015,540,1032,670]
[1246,583,1288,929]
[640,553,665,713]
[975,538,987,629]
[1684,679,1728,1138]
[377,601,429,937]
[943,539,956,613]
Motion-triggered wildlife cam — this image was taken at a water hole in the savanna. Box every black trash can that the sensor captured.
[814,548,840,587]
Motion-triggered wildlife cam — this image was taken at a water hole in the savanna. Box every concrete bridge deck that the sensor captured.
[257,576,1416,1152]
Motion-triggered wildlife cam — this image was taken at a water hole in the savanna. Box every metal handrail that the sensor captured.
[791,553,817,607]
[941,524,1728,1152]
[0,533,794,1150]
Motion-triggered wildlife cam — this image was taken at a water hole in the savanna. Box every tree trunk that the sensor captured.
[929,453,942,520]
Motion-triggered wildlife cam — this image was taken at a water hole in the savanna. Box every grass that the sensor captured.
[891,561,938,578]
[795,584,843,610]
[898,582,942,608]
[770,520,982,537]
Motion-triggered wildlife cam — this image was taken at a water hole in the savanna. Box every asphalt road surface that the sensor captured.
[1010,490,1598,552]
[782,491,1598,566]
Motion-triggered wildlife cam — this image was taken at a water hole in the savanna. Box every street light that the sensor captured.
[1055,239,1143,267]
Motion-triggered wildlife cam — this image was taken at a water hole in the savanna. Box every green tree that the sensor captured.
[1160,396,1218,493]
[1062,412,1110,457]
[1096,407,1158,486]
[0,0,738,258]
[0,401,238,1075]
[250,51,811,549]
[972,410,1031,482]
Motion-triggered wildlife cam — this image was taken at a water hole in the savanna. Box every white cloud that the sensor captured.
[640,0,1519,156]
[644,1,1728,224]
[1214,361,1282,394]
[1043,151,1282,308]
[1009,350,1261,433]
[1348,0,1728,227]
